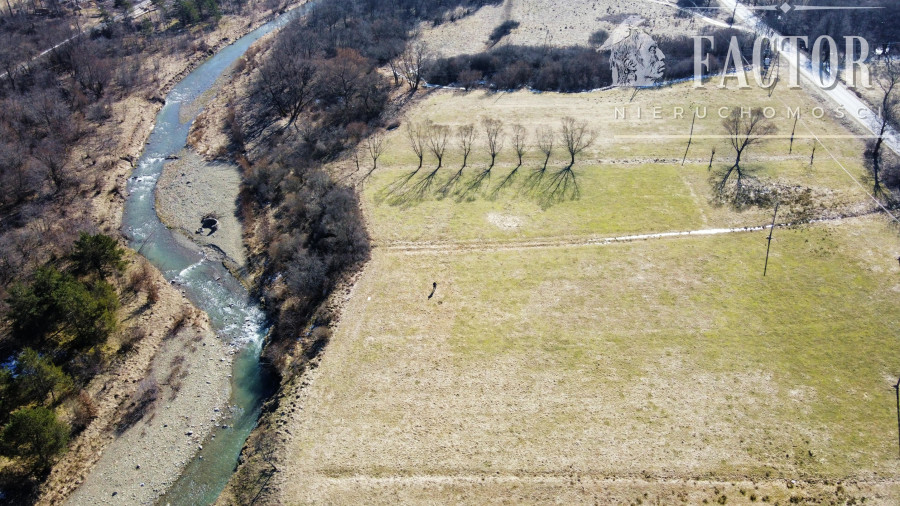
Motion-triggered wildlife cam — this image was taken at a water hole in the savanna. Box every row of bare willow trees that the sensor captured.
[365,117,595,203]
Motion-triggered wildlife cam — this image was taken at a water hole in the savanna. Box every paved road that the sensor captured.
[715,0,900,155]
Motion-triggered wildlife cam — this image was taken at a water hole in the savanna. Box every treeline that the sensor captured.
[426,27,756,91]
[232,0,500,370]
[0,234,124,486]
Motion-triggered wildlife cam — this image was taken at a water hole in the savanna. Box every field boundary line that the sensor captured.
[379,214,874,255]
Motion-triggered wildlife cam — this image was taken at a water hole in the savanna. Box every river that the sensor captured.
[121,5,308,504]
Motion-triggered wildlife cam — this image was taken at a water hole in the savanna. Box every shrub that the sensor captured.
[588,29,609,47]
[67,348,107,386]
[167,308,192,339]
[128,262,154,294]
[147,280,161,305]
[119,326,146,355]
[426,27,753,92]
[71,390,98,432]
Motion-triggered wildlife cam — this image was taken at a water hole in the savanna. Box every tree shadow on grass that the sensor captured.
[520,166,549,197]
[489,164,521,199]
[373,164,581,209]
[539,167,580,207]
[457,167,492,202]
[381,168,441,207]
[437,167,465,198]
[373,168,422,205]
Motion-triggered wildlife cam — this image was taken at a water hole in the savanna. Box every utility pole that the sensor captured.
[682,109,697,166]
[763,202,779,277]
[894,377,900,458]
[789,116,798,154]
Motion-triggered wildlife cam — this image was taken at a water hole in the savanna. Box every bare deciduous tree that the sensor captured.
[493,124,529,195]
[404,123,451,198]
[33,137,69,193]
[483,118,504,170]
[560,117,595,169]
[456,123,476,169]
[866,57,900,197]
[0,33,25,91]
[536,126,555,172]
[406,121,427,172]
[256,48,319,128]
[544,118,594,203]
[354,132,384,181]
[459,119,504,198]
[399,41,430,92]
[439,124,475,195]
[511,123,528,168]
[716,107,776,194]
[363,132,385,178]
[523,126,555,193]
[426,123,450,170]
[65,42,113,99]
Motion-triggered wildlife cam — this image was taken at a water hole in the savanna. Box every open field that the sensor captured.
[279,215,900,503]
[235,1,900,500]
[363,81,876,244]
[268,57,900,502]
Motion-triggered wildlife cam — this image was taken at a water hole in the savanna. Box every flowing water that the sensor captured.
[121,6,309,504]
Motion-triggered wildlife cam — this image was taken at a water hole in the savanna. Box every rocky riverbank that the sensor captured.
[38,2,308,504]
[156,149,247,277]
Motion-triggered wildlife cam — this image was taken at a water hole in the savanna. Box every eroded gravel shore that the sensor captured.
[156,149,247,271]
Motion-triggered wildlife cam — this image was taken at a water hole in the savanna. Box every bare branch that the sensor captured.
[365,132,385,173]
[482,118,504,169]
[399,41,431,92]
[536,126,555,171]
[717,107,776,195]
[560,117,595,168]
[456,123,476,169]
[511,123,528,167]
[426,123,450,169]
[406,121,427,171]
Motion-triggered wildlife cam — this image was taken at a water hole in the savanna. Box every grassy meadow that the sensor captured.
[281,75,900,503]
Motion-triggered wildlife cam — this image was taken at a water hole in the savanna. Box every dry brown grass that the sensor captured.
[278,217,900,503]
[273,49,900,503]
[418,0,727,58]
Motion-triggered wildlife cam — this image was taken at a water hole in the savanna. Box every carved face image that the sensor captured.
[610,30,666,87]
